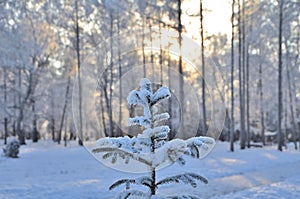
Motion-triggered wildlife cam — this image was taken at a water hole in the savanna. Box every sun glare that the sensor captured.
[183,0,232,40]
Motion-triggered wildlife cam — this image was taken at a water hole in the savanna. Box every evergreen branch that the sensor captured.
[186,144,200,158]
[124,193,131,199]
[109,176,153,192]
[185,137,215,159]
[144,125,170,137]
[96,137,140,153]
[156,176,179,186]
[109,179,135,190]
[127,90,145,106]
[154,131,168,140]
[102,152,113,160]
[151,86,171,106]
[156,173,208,188]
[186,173,208,184]
[135,176,153,188]
[153,112,170,125]
[92,147,151,166]
[128,116,150,127]
[184,174,197,188]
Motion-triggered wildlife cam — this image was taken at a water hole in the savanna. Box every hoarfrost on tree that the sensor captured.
[93,78,215,198]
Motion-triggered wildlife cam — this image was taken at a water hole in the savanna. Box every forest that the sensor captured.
[0,0,300,152]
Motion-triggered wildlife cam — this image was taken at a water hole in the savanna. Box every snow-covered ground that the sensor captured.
[1,140,300,199]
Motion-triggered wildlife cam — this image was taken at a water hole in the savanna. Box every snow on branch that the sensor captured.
[127,90,149,107]
[109,176,153,191]
[96,137,140,153]
[128,116,150,128]
[153,113,170,125]
[115,189,150,199]
[92,147,151,166]
[152,139,186,167]
[138,125,170,139]
[185,137,215,159]
[109,179,136,190]
[151,86,171,106]
[127,81,170,109]
[156,173,208,188]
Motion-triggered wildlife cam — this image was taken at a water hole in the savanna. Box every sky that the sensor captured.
[183,0,232,40]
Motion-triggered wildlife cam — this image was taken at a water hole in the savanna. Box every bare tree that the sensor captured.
[230,0,236,152]
[277,0,283,151]
[259,61,265,146]
[117,13,123,137]
[200,0,207,135]
[3,66,8,145]
[75,0,83,146]
[58,71,71,144]
[177,0,184,129]
[238,0,246,149]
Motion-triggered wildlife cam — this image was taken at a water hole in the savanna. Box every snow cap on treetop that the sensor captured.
[140,78,152,92]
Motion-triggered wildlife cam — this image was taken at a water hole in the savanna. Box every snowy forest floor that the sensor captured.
[1,140,300,199]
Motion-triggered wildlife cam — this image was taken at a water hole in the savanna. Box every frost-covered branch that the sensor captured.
[92,147,151,166]
[138,126,170,139]
[153,113,170,125]
[184,137,215,159]
[156,173,208,188]
[109,179,136,190]
[128,116,150,128]
[110,176,153,191]
[150,86,171,106]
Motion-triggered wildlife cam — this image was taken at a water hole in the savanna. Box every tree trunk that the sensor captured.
[294,17,300,147]
[238,0,246,149]
[177,0,184,131]
[100,89,108,137]
[17,108,25,145]
[58,76,71,144]
[108,12,114,137]
[284,88,288,149]
[64,114,68,147]
[32,98,39,142]
[200,0,206,135]
[159,22,163,84]
[13,77,16,137]
[75,0,83,146]
[150,108,156,196]
[17,67,26,145]
[167,41,174,139]
[277,0,283,151]
[149,18,154,79]
[142,15,146,77]
[3,66,8,145]
[259,62,265,145]
[246,44,250,148]
[117,13,122,137]
[230,0,235,152]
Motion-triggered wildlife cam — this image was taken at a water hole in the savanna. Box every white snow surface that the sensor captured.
[1,140,300,199]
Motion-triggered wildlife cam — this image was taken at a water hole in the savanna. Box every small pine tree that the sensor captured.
[93,78,215,198]
[3,139,20,158]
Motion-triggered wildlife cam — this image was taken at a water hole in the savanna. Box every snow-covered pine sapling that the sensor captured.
[2,139,20,158]
[92,78,215,198]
